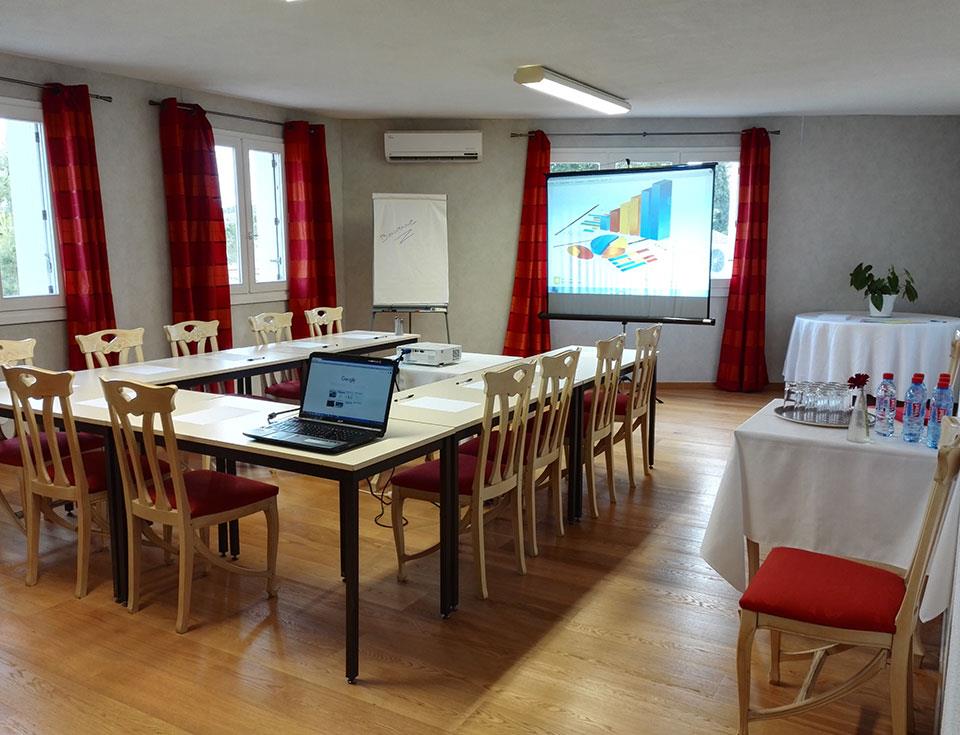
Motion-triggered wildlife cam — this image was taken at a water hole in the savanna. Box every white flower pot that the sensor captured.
[868,294,897,318]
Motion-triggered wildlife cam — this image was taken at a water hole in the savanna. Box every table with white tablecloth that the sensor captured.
[397,351,518,390]
[700,400,959,622]
[783,312,960,399]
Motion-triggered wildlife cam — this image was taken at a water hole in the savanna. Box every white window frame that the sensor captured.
[550,145,740,295]
[0,97,66,324]
[213,129,287,305]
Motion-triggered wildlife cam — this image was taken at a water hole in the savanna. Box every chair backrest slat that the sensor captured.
[949,329,960,388]
[2,366,88,496]
[304,307,343,338]
[0,338,36,368]
[101,379,190,519]
[163,320,220,358]
[474,363,535,494]
[627,325,661,417]
[248,312,295,388]
[588,335,625,438]
[529,350,580,467]
[896,419,960,632]
[75,328,146,369]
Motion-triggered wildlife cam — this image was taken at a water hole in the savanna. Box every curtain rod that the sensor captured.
[0,75,113,102]
[510,129,781,138]
[147,99,284,127]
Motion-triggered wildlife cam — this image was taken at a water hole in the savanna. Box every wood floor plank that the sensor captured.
[0,386,941,733]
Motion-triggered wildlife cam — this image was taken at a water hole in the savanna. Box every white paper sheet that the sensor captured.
[175,406,259,426]
[212,395,269,410]
[341,331,390,340]
[462,380,485,390]
[403,396,478,413]
[76,397,109,409]
[113,364,180,375]
[289,341,331,349]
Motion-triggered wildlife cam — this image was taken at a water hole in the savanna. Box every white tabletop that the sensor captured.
[700,399,959,622]
[783,311,960,399]
[396,352,519,390]
[390,346,637,431]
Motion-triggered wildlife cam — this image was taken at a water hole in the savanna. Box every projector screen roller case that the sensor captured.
[546,163,716,322]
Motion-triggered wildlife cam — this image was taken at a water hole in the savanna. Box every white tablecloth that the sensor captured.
[700,400,960,622]
[782,312,960,399]
[396,352,517,390]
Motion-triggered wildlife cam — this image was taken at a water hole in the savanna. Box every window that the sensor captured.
[0,99,63,315]
[551,146,740,282]
[213,132,286,299]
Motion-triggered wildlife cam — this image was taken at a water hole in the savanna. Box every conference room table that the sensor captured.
[0,335,645,683]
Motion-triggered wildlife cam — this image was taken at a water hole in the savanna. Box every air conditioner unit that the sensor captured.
[384,131,482,163]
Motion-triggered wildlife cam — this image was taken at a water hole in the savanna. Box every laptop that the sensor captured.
[244,353,398,454]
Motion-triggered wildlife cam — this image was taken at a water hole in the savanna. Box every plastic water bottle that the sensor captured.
[902,373,927,443]
[926,373,953,449]
[874,372,897,437]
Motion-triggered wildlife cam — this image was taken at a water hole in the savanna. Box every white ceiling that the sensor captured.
[2,0,959,118]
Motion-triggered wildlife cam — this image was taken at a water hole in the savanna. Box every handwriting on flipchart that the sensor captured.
[379,219,417,245]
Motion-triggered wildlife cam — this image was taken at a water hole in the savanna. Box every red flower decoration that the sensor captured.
[847,373,870,388]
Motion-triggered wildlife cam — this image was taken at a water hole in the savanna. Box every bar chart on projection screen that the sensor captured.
[372,193,451,341]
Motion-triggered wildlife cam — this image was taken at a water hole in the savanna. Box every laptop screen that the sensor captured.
[301,354,396,429]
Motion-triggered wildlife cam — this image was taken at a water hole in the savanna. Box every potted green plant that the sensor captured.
[848,263,918,318]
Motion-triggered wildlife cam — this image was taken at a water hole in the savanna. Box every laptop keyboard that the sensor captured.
[273,418,371,444]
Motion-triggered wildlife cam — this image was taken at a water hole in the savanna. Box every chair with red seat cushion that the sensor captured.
[304,306,343,337]
[264,379,301,401]
[734,426,960,734]
[390,362,535,599]
[102,378,279,634]
[75,327,145,369]
[614,325,660,487]
[248,312,300,403]
[578,335,624,517]
[0,430,104,467]
[2,365,109,598]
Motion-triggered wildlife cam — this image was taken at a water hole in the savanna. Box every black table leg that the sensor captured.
[226,459,240,559]
[439,435,459,617]
[648,362,658,468]
[567,385,584,522]
[215,457,229,556]
[104,430,128,604]
[340,476,360,684]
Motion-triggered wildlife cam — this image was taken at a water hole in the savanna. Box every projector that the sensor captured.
[402,342,462,367]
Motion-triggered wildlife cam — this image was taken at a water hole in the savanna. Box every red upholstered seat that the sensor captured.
[54,451,170,494]
[154,469,278,518]
[739,547,906,634]
[582,388,630,417]
[392,454,492,496]
[0,431,103,467]
[265,380,301,400]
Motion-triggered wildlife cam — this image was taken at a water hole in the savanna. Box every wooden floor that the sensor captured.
[0,386,942,734]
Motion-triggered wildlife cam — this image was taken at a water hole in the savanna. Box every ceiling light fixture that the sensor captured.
[513,65,631,115]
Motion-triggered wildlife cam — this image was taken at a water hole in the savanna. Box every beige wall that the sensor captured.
[340,116,960,381]
[0,51,344,368]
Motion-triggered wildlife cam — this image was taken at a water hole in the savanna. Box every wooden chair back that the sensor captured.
[75,328,145,369]
[625,325,661,418]
[895,419,960,634]
[473,363,535,498]
[101,379,189,523]
[248,312,296,388]
[164,320,220,357]
[587,335,625,440]
[2,366,89,500]
[0,338,36,367]
[529,350,580,470]
[305,307,343,337]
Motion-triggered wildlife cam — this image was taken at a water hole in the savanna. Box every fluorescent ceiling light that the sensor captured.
[514,65,631,115]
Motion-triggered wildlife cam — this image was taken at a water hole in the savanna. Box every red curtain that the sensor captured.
[41,84,116,370]
[716,128,771,392]
[502,130,551,357]
[283,121,337,338]
[157,98,233,349]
